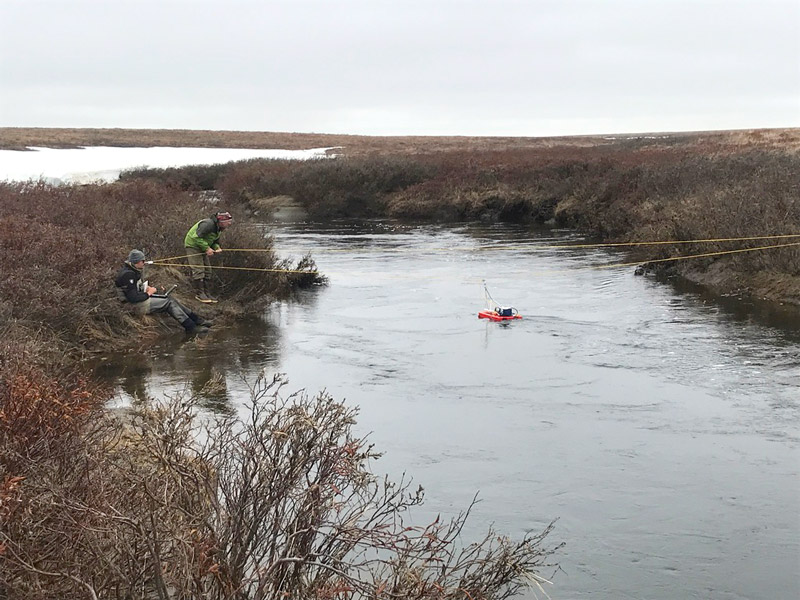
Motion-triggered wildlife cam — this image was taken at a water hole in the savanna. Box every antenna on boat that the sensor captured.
[478,280,522,322]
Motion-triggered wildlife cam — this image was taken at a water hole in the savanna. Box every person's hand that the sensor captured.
[205,248,215,257]
[146,286,158,295]
[214,247,222,253]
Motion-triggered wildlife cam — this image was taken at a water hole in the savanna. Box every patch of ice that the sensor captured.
[0,145,335,184]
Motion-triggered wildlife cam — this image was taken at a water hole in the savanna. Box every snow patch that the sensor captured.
[0,145,334,184]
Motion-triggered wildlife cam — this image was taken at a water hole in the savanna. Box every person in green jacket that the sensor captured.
[183,211,233,303]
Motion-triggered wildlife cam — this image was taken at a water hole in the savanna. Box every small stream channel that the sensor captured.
[96,221,800,600]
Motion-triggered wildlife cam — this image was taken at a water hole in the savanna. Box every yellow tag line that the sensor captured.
[482,233,800,252]
[150,248,278,263]
[273,233,800,254]
[528,240,800,275]
[149,233,800,263]
[593,240,800,270]
[148,261,319,275]
[146,237,800,276]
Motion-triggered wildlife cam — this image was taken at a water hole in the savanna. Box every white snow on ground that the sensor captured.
[0,146,334,184]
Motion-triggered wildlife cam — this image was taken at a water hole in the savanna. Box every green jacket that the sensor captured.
[184,218,221,252]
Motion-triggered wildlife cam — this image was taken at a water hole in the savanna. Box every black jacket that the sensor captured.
[115,263,149,303]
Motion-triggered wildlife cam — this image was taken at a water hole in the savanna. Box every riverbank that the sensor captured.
[2,127,797,598]
[3,127,799,320]
[0,177,562,600]
[0,178,323,357]
[107,127,799,307]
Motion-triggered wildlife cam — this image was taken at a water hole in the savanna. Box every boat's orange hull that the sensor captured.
[478,310,522,322]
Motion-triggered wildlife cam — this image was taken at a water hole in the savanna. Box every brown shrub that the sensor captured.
[0,179,322,352]
[0,333,108,461]
[110,142,800,289]
[0,366,562,600]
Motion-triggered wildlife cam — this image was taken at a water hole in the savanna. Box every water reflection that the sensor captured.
[109,356,152,402]
[95,315,284,411]
[662,273,800,339]
[94,222,800,600]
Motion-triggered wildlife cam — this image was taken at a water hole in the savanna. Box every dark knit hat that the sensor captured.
[127,249,146,263]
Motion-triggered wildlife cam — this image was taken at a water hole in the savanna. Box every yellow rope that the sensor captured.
[539,240,800,274]
[145,235,800,276]
[275,233,800,254]
[481,233,800,251]
[149,233,800,263]
[150,248,278,263]
[148,261,318,275]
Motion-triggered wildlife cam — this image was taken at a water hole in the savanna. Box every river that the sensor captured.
[98,221,800,600]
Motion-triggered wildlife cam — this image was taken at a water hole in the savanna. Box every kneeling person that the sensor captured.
[115,249,212,334]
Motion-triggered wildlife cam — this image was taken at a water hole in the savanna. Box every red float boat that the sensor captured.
[478,309,522,322]
[478,282,522,321]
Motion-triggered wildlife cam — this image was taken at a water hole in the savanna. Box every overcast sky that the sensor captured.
[1,0,798,136]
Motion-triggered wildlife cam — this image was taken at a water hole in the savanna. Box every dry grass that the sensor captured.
[2,126,798,155]
[0,364,562,600]
[0,179,322,355]
[3,126,799,306]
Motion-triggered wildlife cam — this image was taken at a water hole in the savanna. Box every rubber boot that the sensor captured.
[182,318,209,335]
[193,279,215,304]
[201,280,219,304]
[189,312,214,327]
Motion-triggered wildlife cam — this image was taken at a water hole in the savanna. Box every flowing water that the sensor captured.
[98,222,800,600]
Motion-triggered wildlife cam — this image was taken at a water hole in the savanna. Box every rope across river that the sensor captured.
[144,233,800,275]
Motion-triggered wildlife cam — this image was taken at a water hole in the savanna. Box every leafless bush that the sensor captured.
[1,371,561,600]
[0,179,323,352]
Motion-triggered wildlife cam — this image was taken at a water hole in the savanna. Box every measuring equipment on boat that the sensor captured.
[478,309,521,322]
[478,281,522,321]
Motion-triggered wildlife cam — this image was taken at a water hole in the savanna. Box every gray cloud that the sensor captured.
[2,0,798,135]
